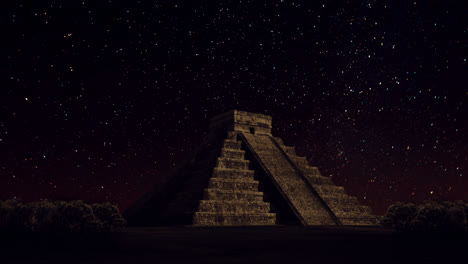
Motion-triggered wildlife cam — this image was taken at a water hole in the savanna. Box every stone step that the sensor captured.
[208,178,259,192]
[212,168,256,181]
[197,200,271,213]
[301,209,335,218]
[223,140,242,150]
[300,203,373,221]
[300,214,336,225]
[226,131,238,140]
[203,189,264,201]
[333,209,378,219]
[220,149,245,159]
[306,166,322,175]
[331,205,374,215]
[320,195,361,208]
[193,212,276,226]
[305,174,333,185]
[216,158,250,170]
[291,156,308,168]
[273,137,285,146]
[313,185,346,194]
[297,207,377,225]
[283,146,296,156]
[340,217,381,225]
[325,202,365,213]
[360,205,375,214]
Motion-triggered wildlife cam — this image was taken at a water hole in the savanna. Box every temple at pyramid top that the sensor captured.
[209,110,273,136]
[124,110,380,226]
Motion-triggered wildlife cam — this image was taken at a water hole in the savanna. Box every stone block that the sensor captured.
[193,212,276,226]
[220,149,245,159]
[197,200,271,213]
[208,178,259,192]
[125,110,379,227]
[222,140,242,150]
[216,158,250,170]
[212,168,256,180]
[203,189,264,201]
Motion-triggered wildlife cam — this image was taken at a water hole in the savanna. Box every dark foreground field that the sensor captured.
[1,226,466,264]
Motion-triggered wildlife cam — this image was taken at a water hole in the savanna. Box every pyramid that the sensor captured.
[124,110,380,226]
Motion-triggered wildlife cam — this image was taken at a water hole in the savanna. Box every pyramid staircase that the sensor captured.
[124,110,380,226]
[275,139,379,225]
[193,132,276,225]
[161,132,276,226]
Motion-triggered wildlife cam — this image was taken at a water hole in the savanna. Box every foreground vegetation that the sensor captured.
[0,200,126,233]
[3,198,467,234]
[381,201,468,233]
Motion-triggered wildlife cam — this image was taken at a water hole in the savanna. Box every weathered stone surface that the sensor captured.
[208,178,260,192]
[193,212,276,226]
[304,174,334,185]
[222,140,242,150]
[216,158,250,170]
[124,110,379,226]
[203,189,264,201]
[241,133,338,225]
[210,110,273,136]
[283,146,296,156]
[313,185,346,194]
[279,141,380,225]
[191,136,276,225]
[220,149,245,159]
[198,200,271,213]
[212,168,256,180]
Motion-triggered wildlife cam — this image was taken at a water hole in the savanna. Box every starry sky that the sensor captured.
[2,0,467,215]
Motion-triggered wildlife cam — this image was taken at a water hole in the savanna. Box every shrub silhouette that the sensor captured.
[381,201,467,233]
[53,200,101,233]
[441,201,466,231]
[411,202,446,232]
[0,200,34,232]
[0,200,126,233]
[30,200,61,232]
[380,202,417,231]
[92,202,127,232]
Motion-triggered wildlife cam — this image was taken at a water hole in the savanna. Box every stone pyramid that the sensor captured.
[124,110,380,226]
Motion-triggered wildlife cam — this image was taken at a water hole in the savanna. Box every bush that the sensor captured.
[0,200,126,233]
[30,200,62,232]
[0,200,35,232]
[381,201,467,233]
[441,201,466,231]
[92,202,127,232]
[411,202,447,232]
[381,202,417,231]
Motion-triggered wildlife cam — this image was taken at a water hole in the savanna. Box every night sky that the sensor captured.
[2,0,467,215]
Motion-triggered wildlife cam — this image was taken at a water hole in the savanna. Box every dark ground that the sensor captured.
[1,226,466,264]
